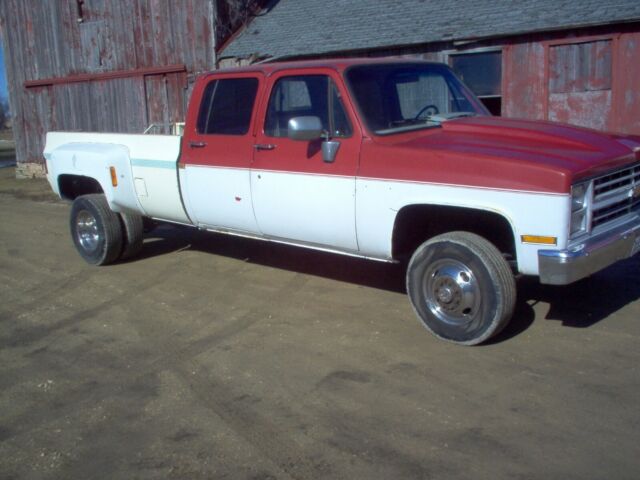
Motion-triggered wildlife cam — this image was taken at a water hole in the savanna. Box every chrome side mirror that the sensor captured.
[321,139,340,163]
[287,116,323,141]
[287,116,340,163]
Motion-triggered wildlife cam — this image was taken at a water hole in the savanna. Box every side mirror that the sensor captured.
[287,116,323,141]
[321,140,340,163]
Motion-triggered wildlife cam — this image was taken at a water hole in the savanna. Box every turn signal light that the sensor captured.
[521,235,557,245]
[110,166,118,187]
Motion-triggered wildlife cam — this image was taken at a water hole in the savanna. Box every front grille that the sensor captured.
[592,161,640,229]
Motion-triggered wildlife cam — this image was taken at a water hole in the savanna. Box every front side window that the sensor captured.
[197,77,258,135]
[346,63,487,135]
[264,75,352,138]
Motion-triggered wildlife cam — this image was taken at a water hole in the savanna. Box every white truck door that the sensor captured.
[251,71,360,251]
[180,74,263,233]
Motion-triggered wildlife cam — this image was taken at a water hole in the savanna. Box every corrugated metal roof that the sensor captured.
[220,0,640,59]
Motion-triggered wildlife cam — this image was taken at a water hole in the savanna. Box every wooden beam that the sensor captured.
[24,64,188,89]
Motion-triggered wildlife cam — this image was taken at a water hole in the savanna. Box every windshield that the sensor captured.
[345,63,489,135]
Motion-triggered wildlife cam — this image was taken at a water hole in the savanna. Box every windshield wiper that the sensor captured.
[390,117,439,127]
[443,112,477,119]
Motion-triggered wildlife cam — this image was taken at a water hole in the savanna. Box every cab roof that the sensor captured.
[202,57,442,79]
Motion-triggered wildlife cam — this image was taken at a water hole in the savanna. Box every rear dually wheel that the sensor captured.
[118,211,144,261]
[70,194,123,266]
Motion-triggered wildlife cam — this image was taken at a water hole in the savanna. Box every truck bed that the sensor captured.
[44,131,190,223]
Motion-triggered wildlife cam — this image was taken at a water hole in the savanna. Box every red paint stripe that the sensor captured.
[183,164,567,196]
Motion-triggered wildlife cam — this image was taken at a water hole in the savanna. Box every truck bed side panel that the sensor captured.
[44,132,190,223]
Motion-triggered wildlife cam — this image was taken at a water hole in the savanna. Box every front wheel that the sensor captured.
[70,194,123,265]
[406,232,516,345]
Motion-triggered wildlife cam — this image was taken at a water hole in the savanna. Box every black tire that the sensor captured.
[142,217,158,234]
[69,194,123,266]
[406,231,516,345]
[119,212,144,261]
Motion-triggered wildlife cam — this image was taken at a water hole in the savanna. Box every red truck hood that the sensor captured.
[362,116,640,193]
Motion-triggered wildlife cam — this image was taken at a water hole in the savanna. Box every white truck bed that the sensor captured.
[44,132,190,224]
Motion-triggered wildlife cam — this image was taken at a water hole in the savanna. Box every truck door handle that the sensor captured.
[254,143,277,151]
[189,141,207,148]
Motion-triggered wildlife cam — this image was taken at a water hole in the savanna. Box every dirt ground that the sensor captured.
[1,166,639,480]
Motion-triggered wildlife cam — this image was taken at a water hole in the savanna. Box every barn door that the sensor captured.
[547,39,613,131]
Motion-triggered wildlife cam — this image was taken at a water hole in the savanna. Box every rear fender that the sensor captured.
[48,143,141,214]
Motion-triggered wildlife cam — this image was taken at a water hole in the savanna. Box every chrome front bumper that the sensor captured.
[538,218,640,285]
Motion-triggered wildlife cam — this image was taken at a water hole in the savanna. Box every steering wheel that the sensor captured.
[414,104,439,120]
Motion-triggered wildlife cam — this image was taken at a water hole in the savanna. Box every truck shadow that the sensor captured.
[137,224,640,343]
[137,224,407,293]
[492,255,640,343]
[520,256,640,328]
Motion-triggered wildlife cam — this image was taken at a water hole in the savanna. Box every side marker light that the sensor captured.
[521,235,557,245]
[110,166,118,187]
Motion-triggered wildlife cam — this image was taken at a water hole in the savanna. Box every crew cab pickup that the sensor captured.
[44,58,640,345]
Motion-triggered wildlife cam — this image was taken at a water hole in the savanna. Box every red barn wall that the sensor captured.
[617,32,640,135]
[0,0,217,177]
[503,43,546,120]
[503,29,640,136]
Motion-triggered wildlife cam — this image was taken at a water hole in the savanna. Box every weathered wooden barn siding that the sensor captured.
[502,30,640,135]
[503,42,546,120]
[0,0,217,177]
[617,32,640,135]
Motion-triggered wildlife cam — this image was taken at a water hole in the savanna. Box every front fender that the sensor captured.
[355,177,570,276]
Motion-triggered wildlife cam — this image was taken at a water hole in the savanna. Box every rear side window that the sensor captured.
[197,77,259,135]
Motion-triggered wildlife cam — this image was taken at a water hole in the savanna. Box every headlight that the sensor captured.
[570,181,592,238]
[570,209,587,234]
[571,183,587,211]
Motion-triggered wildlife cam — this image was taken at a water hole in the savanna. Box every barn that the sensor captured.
[0,0,222,178]
[219,0,640,136]
[2,0,640,178]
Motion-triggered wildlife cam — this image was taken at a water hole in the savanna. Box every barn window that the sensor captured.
[549,40,612,94]
[450,51,502,116]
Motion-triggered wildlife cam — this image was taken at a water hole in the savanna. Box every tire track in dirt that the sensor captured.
[0,273,308,459]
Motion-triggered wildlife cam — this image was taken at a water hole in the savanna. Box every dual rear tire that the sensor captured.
[70,194,144,266]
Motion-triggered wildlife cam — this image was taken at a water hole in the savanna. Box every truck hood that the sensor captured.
[363,116,640,193]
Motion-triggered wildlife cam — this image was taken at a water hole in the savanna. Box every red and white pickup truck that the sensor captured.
[44,58,640,345]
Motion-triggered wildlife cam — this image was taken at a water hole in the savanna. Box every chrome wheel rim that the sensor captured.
[76,209,101,253]
[422,259,481,325]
